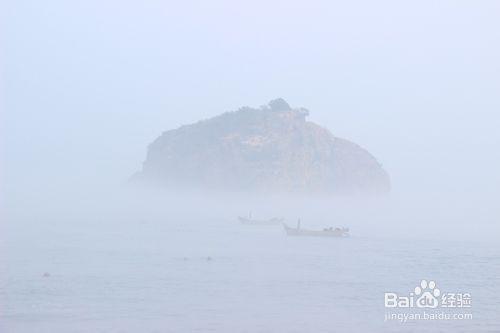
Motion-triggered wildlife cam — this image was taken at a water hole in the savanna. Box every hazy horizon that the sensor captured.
[3,0,500,197]
[2,1,499,332]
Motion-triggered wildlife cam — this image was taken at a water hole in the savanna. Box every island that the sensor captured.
[133,98,390,194]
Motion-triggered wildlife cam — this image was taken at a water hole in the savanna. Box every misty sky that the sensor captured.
[2,0,500,195]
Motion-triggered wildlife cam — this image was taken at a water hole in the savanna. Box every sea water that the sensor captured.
[1,192,499,332]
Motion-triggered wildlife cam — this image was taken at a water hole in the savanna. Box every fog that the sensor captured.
[2,0,500,332]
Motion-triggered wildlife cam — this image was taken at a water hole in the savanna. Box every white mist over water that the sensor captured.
[1,187,499,332]
[2,0,500,331]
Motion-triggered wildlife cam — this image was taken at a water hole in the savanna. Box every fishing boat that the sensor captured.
[283,220,349,237]
[238,216,284,225]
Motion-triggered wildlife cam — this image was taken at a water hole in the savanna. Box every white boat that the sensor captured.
[283,222,349,237]
[238,216,284,225]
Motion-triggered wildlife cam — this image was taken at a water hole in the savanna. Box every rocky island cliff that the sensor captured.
[135,99,390,194]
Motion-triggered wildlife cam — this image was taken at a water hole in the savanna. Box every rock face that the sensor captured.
[136,99,390,194]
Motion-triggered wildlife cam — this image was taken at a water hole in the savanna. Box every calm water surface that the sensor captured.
[1,209,499,332]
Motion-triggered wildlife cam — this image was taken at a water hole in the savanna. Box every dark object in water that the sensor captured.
[238,216,284,225]
[283,223,349,238]
[43,272,51,277]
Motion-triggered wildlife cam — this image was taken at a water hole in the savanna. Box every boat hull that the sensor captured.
[238,217,283,226]
[283,224,349,237]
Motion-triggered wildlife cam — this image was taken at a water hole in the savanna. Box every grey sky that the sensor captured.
[3,0,500,195]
